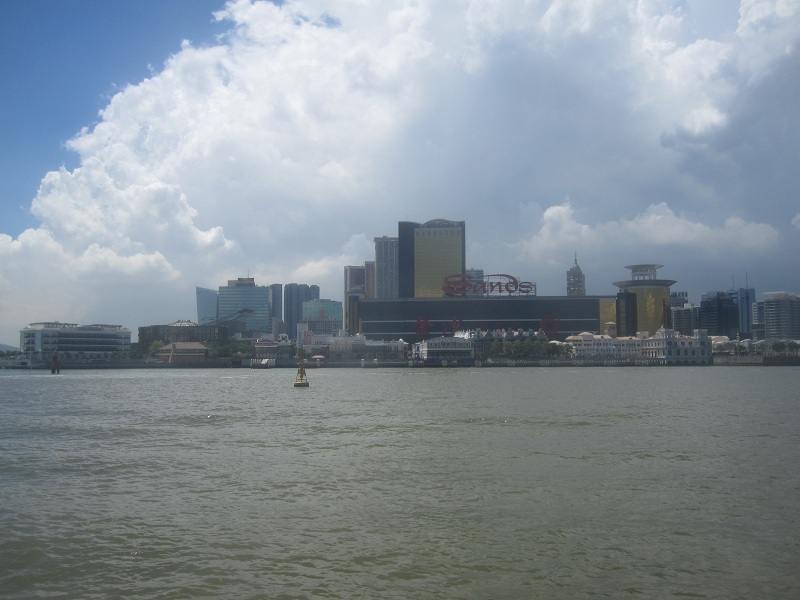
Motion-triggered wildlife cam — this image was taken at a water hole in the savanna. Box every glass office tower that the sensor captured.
[284,283,319,340]
[398,219,465,298]
[196,287,219,325]
[269,283,283,323]
[217,278,271,335]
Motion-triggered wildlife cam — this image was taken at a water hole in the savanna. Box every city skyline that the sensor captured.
[1,1,799,345]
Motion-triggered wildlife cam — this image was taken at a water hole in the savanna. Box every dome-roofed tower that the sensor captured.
[613,264,676,336]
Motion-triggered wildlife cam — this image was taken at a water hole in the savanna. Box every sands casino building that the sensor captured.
[351,219,671,344]
[356,271,618,343]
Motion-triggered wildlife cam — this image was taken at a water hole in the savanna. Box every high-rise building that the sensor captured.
[699,291,739,338]
[269,283,283,323]
[364,261,376,299]
[763,291,800,340]
[302,299,343,322]
[374,236,399,299]
[668,292,696,335]
[302,299,343,335]
[196,287,218,325]
[694,288,756,339]
[752,300,766,340]
[671,303,700,336]
[670,291,689,308]
[464,268,485,297]
[735,287,756,338]
[612,264,675,336]
[344,265,366,296]
[566,253,586,297]
[283,283,319,340]
[398,222,418,299]
[398,219,465,298]
[343,265,367,335]
[283,284,299,339]
[217,278,272,335]
[615,291,638,337]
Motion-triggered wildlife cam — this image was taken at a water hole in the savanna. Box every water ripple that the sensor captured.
[1,367,798,599]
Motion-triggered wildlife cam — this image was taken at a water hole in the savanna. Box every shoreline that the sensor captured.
[3,355,799,370]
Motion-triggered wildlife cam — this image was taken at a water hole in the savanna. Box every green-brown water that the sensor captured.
[2,367,798,598]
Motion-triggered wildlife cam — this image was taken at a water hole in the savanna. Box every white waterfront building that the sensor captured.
[300,333,407,360]
[413,336,474,365]
[20,322,131,359]
[565,328,711,365]
[641,328,711,365]
[564,331,647,360]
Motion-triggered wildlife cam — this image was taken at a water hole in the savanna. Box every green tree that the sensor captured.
[533,340,550,357]
[147,341,165,357]
[209,341,254,359]
[771,341,787,353]
[523,338,534,358]
[546,343,561,356]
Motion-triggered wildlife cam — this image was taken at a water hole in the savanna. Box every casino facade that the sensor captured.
[350,220,675,344]
[355,294,618,343]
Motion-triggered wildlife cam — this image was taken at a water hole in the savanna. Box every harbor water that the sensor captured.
[1,367,798,599]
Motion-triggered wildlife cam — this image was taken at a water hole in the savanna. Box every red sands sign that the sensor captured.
[443,273,535,297]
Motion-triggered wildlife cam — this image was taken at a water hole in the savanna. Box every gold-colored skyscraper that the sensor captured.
[613,264,676,336]
[398,220,465,298]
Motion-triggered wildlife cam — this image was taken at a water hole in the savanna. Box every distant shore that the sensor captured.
[3,355,799,370]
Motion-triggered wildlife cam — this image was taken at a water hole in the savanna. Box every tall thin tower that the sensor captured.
[566,253,586,297]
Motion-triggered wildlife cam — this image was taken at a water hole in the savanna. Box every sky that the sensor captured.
[1,0,799,346]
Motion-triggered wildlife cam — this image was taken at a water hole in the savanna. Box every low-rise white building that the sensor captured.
[20,322,131,359]
[303,334,406,360]
[564,331,646,360]
[641,328,711,365]
[565,328,711,364]
[413,336,474,365]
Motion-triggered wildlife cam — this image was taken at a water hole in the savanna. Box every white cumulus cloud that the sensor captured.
[0,0,799,343]
[518,201,778,259]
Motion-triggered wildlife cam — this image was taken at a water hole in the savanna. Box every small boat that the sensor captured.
[293,360,309,387]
